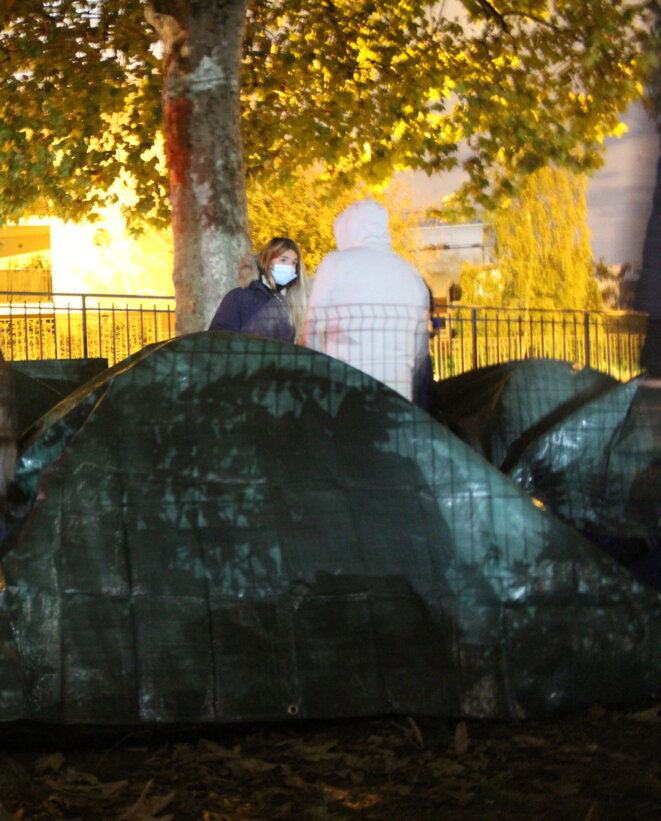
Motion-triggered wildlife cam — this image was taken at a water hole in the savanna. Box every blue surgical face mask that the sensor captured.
[271,263,297,287]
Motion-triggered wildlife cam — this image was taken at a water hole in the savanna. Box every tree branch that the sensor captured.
[472,0,510,32]
[470,2,563,35]
[501,10,562,33]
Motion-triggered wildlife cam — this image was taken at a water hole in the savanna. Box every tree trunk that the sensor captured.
[147,0,251,334]
[634,140,661,376]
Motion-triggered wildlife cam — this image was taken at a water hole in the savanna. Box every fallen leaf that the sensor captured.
[117,779,175,821]
[583,800,601,821]
[98,780,129,799]
[407,717,425,749]
[454,721,469,756]
[338,753,367,769]
[428,757,466,777]
[626,704,661,723]
[34,753,65,775]
[226,758,278,774]
[197,740,243,761]
[511,734,548,748]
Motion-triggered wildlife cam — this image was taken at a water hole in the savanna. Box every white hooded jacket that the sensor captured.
[304,198,430,400]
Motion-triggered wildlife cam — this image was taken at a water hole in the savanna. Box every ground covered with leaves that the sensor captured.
[0,704,659,821]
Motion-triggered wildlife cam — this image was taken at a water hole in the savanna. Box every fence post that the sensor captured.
[583,311,591,369]
[471,307,479,370]
[81,294,88,359]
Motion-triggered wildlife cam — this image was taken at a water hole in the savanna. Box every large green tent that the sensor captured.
[0,334,658,724]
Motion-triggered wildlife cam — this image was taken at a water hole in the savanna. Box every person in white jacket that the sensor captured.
[303,197,431,402]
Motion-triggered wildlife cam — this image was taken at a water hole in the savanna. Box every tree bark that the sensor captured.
[147,0,251,334]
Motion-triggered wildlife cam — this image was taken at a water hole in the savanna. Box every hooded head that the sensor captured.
[333,198,392,251]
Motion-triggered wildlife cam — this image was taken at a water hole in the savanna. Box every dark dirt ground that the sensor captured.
[0,702,659,821]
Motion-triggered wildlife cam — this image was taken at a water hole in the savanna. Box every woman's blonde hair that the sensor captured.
[256,237,309,337]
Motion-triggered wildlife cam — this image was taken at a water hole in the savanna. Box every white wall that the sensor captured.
[586,103,658,266]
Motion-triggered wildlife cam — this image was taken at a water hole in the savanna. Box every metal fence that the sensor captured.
[0,291,176,364]
[0,291,648,380]
[430,304,647,382]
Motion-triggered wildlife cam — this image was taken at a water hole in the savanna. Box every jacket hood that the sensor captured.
[333,198,392,251]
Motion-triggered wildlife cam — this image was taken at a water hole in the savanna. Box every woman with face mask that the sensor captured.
[209,237,309,342]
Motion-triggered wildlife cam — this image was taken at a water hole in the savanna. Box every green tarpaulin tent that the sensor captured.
[0,335,658,724]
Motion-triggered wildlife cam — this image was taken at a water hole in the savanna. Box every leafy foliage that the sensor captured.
[0,0,656,229]
[594,258,638,309]
[458,260,506,307]
[0,0,164,227]
[249,0,654,217]
[92,171,426,284]
[247,171,423,274]
[460,167,600,309]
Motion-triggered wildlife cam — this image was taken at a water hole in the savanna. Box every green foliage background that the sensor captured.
[0,0,656,230]
[460,167,602,309]
[247,172,423,275]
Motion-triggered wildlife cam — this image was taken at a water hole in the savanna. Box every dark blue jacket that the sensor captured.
[208,279,295,342]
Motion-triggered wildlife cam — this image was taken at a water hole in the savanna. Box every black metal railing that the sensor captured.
[430,305,647,382]
[0,291,648,380]
[0,291,176,365]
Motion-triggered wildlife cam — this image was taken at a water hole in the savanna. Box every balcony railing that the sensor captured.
[0,291,648,381]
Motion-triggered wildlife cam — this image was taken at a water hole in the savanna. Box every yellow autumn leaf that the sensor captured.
[609,121,629,138]
[392,121,407,142]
